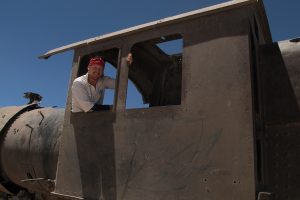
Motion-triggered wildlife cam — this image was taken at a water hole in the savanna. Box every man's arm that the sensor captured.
[103,76,116,89]
[126,53,133,65]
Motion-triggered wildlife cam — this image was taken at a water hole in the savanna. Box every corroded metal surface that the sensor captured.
[0,104,38,194]
[257,39,300,200]
[0,104,37,133]
[0,108,64,193]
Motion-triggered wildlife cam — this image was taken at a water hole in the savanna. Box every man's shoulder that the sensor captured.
[72,75,88,89]
[73,74,87,84]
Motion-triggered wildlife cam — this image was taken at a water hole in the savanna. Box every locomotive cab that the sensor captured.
[41,1,275,199]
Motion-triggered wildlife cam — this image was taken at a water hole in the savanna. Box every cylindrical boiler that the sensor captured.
[0,107,64,194]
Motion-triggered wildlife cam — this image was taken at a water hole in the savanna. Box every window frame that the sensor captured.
[67,44,122,114]
[121,32,186,113]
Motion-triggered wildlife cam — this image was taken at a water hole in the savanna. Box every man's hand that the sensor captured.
[126,53,133,65]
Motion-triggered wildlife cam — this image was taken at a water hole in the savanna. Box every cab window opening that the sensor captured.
[126,34,183,109]
[72,48,119,112]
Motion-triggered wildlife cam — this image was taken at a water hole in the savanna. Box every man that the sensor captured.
[71,57,115,112]
[72,54,133,112]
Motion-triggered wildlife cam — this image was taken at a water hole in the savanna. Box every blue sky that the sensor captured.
[0,0,299,108]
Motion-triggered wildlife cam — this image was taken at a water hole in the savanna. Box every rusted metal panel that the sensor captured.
[53,123,84,198]
[256,39,300,199]
[262,123,300,200]
[53,112,117,198]
[258,40,300,124]
[279,39,300,109]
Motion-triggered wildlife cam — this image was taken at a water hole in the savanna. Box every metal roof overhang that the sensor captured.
[39,0,272,59]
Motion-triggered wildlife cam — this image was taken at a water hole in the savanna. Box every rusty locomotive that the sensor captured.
[0,0,300,199]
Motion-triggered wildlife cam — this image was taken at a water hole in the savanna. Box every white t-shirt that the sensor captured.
[71,73,115,112]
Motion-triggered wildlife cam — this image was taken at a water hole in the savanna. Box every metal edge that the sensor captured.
[51,192,84,200]
[39,0,256,59]
[254,0,273,43]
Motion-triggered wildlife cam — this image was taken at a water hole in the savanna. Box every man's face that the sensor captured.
[87,64,104,79]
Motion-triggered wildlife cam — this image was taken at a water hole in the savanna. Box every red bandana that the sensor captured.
[88,57,105,67]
